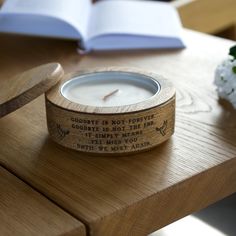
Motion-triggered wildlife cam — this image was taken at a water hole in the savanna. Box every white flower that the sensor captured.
[214,56,236,109]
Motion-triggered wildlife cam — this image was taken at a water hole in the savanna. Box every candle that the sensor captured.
[61,72,160,107]
[46,68,175,155]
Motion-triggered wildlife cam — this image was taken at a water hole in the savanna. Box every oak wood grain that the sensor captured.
[0,63,63,118]
[0,166,86,236]
[0,30,236,236]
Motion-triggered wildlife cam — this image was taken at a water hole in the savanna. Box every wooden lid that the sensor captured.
[0,63,64,118]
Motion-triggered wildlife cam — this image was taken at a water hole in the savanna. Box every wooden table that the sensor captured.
[0,166,86,236]
[0,30,236,236]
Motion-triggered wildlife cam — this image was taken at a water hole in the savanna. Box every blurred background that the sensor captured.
[173,0,236,41]
[157,0,236,41]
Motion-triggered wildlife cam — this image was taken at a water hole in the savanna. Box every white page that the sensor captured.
[87,0,183,41]
[0,0,92,39]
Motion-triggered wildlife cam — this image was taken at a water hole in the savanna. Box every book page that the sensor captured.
[86,34,184,50]
[87,0,183,41]
[0,0,92,39]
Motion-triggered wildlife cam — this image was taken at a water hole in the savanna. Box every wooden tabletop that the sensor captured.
[0,166,85,236]
[0,30,236,236]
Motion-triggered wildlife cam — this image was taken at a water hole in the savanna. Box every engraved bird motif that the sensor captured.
[156,120,168,136]
[56,124,70,140]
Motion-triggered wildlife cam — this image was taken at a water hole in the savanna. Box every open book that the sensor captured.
[0,0,185,52]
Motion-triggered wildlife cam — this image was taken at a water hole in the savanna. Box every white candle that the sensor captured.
[61,72,160,107]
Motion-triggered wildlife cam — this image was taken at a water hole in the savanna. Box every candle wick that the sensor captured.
[103,89,119,101]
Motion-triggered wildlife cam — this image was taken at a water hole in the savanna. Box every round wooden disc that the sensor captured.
[0,63,64,118]
[45,68,176,155]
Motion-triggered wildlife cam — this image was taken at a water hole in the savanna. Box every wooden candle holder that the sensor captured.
[45,68,175,155]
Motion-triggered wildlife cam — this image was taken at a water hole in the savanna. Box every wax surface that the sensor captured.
[61,72,159,107]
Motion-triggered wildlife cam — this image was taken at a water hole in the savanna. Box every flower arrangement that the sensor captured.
[214,45,236,108]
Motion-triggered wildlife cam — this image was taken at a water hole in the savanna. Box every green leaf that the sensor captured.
[232,66,236,74]
[229,45,236,59]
